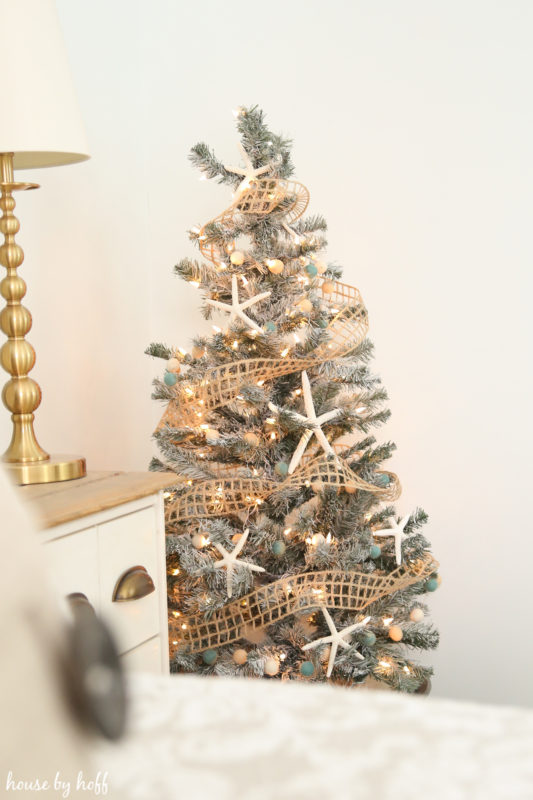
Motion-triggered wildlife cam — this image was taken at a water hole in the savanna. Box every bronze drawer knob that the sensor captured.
[112,565,155,602]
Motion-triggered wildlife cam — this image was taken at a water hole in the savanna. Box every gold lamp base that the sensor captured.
[0,152,87,486]
[5,454,86,486]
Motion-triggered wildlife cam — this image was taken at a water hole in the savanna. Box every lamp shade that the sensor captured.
[0,0,89,169]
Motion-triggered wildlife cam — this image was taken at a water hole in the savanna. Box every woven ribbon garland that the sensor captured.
[166,448,401,524]
[172,553,438,654]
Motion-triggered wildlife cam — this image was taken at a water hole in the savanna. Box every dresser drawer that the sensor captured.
[44,526,100,612]
[122,635,163,673]
[98,506,161,655]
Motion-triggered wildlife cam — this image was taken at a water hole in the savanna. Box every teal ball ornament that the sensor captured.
[272,540,286,556]
[305,263,318,277]
[376,473,391,487]
[265,321,277,333]
[300,661,315,677]
[164,371,178,386]
[426,577,439,592]
[318,318,328,328]
[370,545,381,559]
[202,649,218,665]
[362,631,376,646]
[275,461,289,477]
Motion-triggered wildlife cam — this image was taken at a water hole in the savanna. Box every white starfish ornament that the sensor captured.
[269,371,341,474]
[213,528,265,598]
[206,274,270,334]
[224,142,272,196]
[373,514,416,565]
[302,608,371,678]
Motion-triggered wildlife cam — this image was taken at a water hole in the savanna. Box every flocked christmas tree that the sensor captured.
[147,106,439,691]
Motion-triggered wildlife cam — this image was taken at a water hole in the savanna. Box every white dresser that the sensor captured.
[20,471,175,674]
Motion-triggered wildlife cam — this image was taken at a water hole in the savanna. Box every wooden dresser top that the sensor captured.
[19,470,177,529]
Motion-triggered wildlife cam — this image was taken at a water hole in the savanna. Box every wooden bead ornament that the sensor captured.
[243,432,260,447]
[311,480,323,494]
[345,482,357,494]
[191,344,206,359]
[230,251,245,266]
[167,357,181,373]
[233,648,248,665]
[231,532,243,544]
[388,625,403,642]
[264,657,279,676]
[410,607,424,623]
[266,258,284,274]
[205,428,220,442]
[321,281,335,295]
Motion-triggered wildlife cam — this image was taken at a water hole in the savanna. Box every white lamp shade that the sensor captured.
[0,0,89,169]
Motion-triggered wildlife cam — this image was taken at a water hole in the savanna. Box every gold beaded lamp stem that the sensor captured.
[0,152,85,484]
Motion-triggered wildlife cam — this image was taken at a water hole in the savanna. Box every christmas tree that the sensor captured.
[147,106,439,691]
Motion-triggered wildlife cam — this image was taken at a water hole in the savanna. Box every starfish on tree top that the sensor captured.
[206,274,270,334]
[269,370,341,474]
[213,528,265,599]
[224,142,273,196]
[374,514,416,566]
[302,608,370,678]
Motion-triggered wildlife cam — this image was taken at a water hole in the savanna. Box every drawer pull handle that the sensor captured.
[112,566,155,602]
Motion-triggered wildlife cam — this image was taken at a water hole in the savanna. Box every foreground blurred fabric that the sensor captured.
[0,467,92,794]
[97,672,533,800]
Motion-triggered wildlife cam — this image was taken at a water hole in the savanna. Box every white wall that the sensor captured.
[2,0,531,708]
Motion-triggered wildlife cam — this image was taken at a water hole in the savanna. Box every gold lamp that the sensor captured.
[0,0,90,484]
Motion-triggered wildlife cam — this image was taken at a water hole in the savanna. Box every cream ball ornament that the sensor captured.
[205,428,220,442]
[314,259,327,275]
[230,250,245,266]
[264,657,279,676]
[192,533,208,549]
[243,432,260,447]
[167,357,181,373]
[410,607,424,623]
[388,625,403,642]
[298,298,313,313]
[233,649,248,665]
[311,480,324,494]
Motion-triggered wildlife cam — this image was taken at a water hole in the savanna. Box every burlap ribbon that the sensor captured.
[172,553,437,654]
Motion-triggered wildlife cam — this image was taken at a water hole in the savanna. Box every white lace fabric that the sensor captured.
[95,673,533,800]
